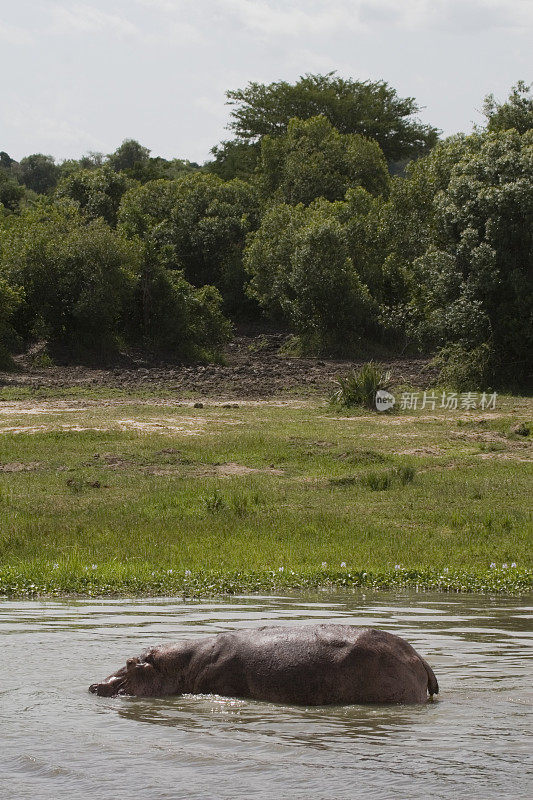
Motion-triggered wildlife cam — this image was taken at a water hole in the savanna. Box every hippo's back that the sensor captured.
[190,624,434,705]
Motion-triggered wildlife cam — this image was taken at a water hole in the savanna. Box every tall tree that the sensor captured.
[57,166,131,226]
[226,73,438,162]
[108,139,150,172]
[19,154,60,194]
[483,81,533,134]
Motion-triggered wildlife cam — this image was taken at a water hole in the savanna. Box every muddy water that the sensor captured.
[1,593,532,800]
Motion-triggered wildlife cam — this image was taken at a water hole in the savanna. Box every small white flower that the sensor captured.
[443,567,449,573]
[321,562,327,568]
[340,562,346,568]
[395,564,401,570]
[184,569,191,576]
[278,566,284,572]
[502,563,508,569]
[511,562,517,568]
[53,563,59,570]
[92,564,97,570]
[168,569,173,574]
[490,562,496,568]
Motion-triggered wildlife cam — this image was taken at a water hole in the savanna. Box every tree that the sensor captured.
[0,276,23,367]
[0,152,15,171]
[0,201,137,358]
[118,173,260,315]
[0,171,24,212]
[108,139,150,173]
[126,240,232,359]
[206,140,260,181]
[244,201,376,353]
[483,81,533,134]
[226,73,439,162]
[57,166,131,226]
[432,129,533,385]
[259,115,389,205]
[397,129,533,386]
[19,154,60,194]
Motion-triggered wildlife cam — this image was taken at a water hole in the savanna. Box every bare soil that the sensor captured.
[0,334,436,399]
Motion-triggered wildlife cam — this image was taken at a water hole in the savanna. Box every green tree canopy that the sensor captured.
[259,115,390,205]
[244,201,376,353]
[118,173,259,314]
[0,201,137,358]
[108,139,151,172]
[383,129,533,385]
[206,140,260,181]
[19,154,60,194]
[226,73,439,162]
[56,166,132,226]
[483,81,533,134]
[0,171,24,213]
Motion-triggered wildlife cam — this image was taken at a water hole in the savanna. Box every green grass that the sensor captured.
[0,393,531,596]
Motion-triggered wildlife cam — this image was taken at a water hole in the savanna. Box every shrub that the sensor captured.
[204,490,225,513]
[331,362,392,409]
[0,202,137,360]
[394,465,416,485]
[0,277,23,368]
[360,470,392,491]
[433,342,493,391]
[245,202,377,353]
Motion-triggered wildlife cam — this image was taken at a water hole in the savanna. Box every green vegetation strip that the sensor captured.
[1,565,530,599]
[0,395,531,597]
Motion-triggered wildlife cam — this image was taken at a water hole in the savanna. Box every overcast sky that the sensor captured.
[1,0,531,164]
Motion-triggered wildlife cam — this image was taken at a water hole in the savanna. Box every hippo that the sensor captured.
[89,624,438,705]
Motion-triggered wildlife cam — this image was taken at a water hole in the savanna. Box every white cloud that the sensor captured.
[216,0,533,36]
[7,100,108,155]
[217,0,361,36]
[48,3,139,37]
[48,1,203,43]
[0,20,34,45]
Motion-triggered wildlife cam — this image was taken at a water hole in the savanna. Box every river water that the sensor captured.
[1,593,532,800]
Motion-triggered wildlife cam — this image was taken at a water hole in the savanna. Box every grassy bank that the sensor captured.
[0,393,531,597]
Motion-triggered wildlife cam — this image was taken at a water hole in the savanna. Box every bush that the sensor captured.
[0,277,23,368]
[433,342,493,391]
[0,202,138,360]
[245,202,377,353]
[331,362,392,409]
[127,244,232,361]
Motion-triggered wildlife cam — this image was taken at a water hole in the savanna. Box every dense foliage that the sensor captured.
[225,73,439,162]
[0,77,531,385]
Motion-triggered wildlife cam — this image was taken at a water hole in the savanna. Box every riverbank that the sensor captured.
[0,385,531,597]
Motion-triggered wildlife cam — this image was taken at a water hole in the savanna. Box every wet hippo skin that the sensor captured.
[89,624,439,705]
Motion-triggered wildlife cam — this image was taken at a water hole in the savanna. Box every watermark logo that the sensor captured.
[375,389,396,412]
[375,390,497,412]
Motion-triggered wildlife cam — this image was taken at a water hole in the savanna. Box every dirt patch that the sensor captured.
[0,333,436,399]
[114,417,210,435]
[143,466,183,476]
[0,461,41,472]
[396,446,442,456]
[200,462,285,477]
[0,416,214,436]
[476,452,532,462]
[91,453,134,469]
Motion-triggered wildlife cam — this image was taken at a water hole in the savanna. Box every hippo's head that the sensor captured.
[89,645,183,697]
